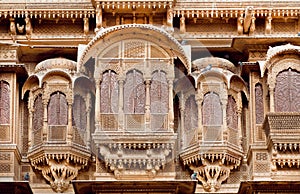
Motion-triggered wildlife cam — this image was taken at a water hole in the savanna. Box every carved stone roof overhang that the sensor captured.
[79,24,191,73]
[0,9,94,19]
[192,57,236,73]
[238,181,300,194]
[179,144,243,168]
[73,180,196,194]
[264,112,300,145]
[0,182,33,194]
[95,0,173,13]
[173,1,300,18]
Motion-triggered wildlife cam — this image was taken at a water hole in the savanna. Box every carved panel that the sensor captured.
[124,70,145,114]
[33,95,43,132]
[48,92,68,125]
[202,92,222,125]
[124,41,145,58]
[72,95,87,132]
[0,125,9,141]
[184,95,198,131]
[275,69,300,112]
[48,126,66,141]
[125,114,145,131]
[150,71,168,113]
[226,95,238,130]
[100,70,119,113]
[273,20,296,34]
[255,84,264,124]
[100,114,118,131]
[0,81,10,124]
[151,114,168,131]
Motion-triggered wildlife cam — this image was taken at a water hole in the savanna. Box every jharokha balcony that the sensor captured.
[264,112,300,172]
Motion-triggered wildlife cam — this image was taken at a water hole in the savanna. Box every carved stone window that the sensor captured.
[275,69,300,112]
[72,95,87,131]
[184,95,198,131]
[255,83,264,124]
[226,95,238,130]
[100,70,119,113]
[48,92,68,125]
[124,70,145,113]
[202,92,222,126]
[0,81,10,124]
[150,70,168,113]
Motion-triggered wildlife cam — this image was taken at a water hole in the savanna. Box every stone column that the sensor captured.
[145,79,151,131]
[221,99,228,142]
[269,87,275,112]
[118,79,124,131]
[95,78,101,130]
[28,109,33,148]
[180,14,186,33]
[195,91,202,142]
[237,108,242,147]
[42,100,48,141]
[86,93,91,148]
[95,3,102,32]
[179,92,185,148]
[168,79,174,132]
[67,103,73,143]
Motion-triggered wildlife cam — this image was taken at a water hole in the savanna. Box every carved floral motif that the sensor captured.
[0,81,10,124]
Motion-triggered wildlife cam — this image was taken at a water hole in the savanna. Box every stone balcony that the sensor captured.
[92,114,177,180]
[27,126,91,193]
[264,112,300,171]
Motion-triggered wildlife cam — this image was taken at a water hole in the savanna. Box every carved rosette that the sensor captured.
[182,153,241,192]
[30,153,89,193]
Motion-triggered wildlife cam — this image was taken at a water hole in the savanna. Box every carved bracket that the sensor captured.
[30,153,89,193]
[98,142,174,179]
[190,158,234,192]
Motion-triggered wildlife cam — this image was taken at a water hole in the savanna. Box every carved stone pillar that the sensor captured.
[179,92,185,148]
[83,17,89,36]
[118,79,124,130]
[249,16,256,35]
[237,108,242,147]
[168,80,174,132]
[67,103,73,143]
[167,8,173,27]
[86,93,91,147]
[95,3,102,32]
[237,16,243,35]
[42,100,48,141]
[95,79,101,129]
[145,79,151,130]
[195,91,202,142]
[221,99,228,142]
[180,15,186,33]
[269,87,275,112]
[28,109,33,148]
[265,15,272,35]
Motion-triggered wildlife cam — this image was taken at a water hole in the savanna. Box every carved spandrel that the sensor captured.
[100,70,119,113]
[275,69,300,112]
[0,81,10,124]
[202,92,222,126]
[124,70,145,114]
[255,84,264,124]
[48,92,68,125]
[150,71,168,113]
[226,95,238,130]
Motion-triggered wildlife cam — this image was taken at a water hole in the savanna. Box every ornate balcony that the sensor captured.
[93,116,177,179]
[264,112,300,171]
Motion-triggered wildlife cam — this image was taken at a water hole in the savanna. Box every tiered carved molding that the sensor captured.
[264,113,300,171]
[30,153,89,193]
[98,141,175,179]
[93,133,176,179]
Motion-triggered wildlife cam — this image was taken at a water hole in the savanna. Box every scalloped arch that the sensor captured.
[79,24,191,73]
